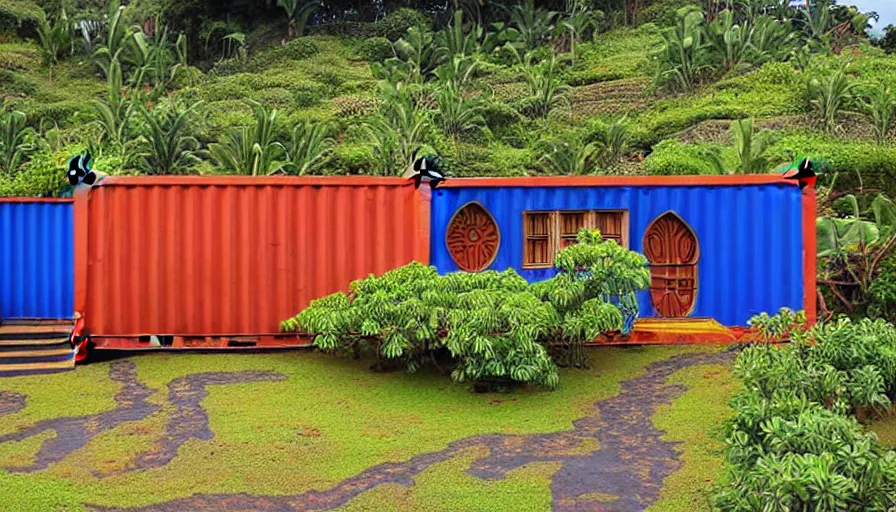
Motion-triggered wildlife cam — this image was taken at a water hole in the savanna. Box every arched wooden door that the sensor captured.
[643,212,699,318]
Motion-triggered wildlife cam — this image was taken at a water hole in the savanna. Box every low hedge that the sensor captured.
[714,313,896,511]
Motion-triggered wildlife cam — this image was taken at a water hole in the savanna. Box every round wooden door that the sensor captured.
[643,212,699,318]
[445,202,500,272]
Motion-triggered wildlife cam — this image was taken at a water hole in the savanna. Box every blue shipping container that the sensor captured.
[430,183,805,327]
[0,200,74,320]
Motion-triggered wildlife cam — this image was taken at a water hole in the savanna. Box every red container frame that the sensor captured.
[74,176,431,349]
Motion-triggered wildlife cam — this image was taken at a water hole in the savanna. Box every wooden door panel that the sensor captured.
[643,213,699,318]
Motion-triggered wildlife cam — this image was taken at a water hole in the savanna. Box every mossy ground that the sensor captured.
[0,346,736,511]
[870,414,896,449]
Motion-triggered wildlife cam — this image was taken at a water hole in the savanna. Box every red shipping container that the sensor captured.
[74,176,430,339]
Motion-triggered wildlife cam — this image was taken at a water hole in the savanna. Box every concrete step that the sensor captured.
[0,349,75,366]
[0,331,71,342]
[0,358,75,375]
[0,338,69,347]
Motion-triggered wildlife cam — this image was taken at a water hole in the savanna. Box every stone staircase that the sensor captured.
[0,322,75,377]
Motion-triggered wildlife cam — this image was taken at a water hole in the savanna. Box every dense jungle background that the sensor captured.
[2,0,896,321]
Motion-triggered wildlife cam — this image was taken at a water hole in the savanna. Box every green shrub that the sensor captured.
[0,0,44,39]
[868,256,896,325]
[282,230,650,389]
[644,139,731,175]
[308,21,376,39]
[714,315,896,511]
[0,68,36,94]
[358,36,392,62]
[328,143,375,174]
[23,100,87,128]
[375,8,430,41]
[210,38,319,76]
[0,145,69,197]
[282,37,320,60]
[440,142,536,177]
[639,0,698,27]
[480,100,523,137]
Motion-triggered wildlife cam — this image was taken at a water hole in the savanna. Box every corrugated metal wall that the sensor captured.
[76,177,429,336]
[430,183,805,327]
[0,200,74,320]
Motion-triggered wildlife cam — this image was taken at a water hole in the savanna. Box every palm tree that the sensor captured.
[277,0,319,39]
[208,102,286,175]
[282,121,334,175]
[729,118,774,174]
[137,101,202,175]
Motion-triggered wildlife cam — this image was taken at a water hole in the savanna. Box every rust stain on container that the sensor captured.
[75,177,429,336]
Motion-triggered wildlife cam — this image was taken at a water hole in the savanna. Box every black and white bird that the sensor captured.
[67,152,91,186]
[65,152,106,188]
[402,152,446,190]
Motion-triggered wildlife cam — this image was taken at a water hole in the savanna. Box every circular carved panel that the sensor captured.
[446,202,500,272]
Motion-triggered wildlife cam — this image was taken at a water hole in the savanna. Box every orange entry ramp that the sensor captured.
[589,318,740,346]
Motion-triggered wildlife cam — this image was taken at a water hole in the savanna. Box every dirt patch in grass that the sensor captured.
[869,415,896,450]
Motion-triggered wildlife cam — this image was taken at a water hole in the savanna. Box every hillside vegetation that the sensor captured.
[0,0,894,198]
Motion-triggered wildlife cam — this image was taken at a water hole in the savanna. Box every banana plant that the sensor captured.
[705,9,753,75]
[817,193,896,315]
[0,109,38,177]
[653,7,713,92]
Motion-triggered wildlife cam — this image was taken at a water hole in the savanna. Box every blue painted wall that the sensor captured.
[0,202,74,320]
[430,184,804,327]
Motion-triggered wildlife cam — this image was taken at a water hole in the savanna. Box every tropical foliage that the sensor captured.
[715,313,896,511]
[281,228,650,389]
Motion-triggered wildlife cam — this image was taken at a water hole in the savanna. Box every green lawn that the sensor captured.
[0,346,735,511]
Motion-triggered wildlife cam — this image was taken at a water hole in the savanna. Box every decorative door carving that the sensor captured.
[643,212,699,318]
[446,202,500,272]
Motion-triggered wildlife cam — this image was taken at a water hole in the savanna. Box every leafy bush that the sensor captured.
[770,133,896,198]
[208,101,285,175]
[282,37,320,60]
[0,0,44,39]
[644,139,730,175]
[715,315,896,511]
[0,108,37,176]
[327,142,375,174]
[281,229,650,389]
[868,255,896,325]
[375,8,430,41]
[136,100,202,175]
[358,36,392,62]
[210,38,319,76]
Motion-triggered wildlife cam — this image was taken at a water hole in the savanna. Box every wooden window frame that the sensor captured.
[522,209,630,269]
